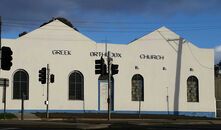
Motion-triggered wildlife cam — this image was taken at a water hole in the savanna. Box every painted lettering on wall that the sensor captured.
[140,54,164,60]
[90,52,122,58]
[52,50,71,55]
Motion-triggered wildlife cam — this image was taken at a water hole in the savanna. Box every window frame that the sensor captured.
[131,74,144,101]
[187,75,199,103]
[12,69,29,100]
[68,70,84,100]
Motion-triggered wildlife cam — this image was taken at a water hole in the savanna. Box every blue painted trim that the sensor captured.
[96,110,108,113]
[0,109,215,118]
[178,111,215,118]
[113,110,215,118]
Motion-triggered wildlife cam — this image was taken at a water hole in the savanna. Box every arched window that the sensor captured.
[69,71,84,100]
[13,70,29,100]
[187,76,199,102]
[132,74,144,101]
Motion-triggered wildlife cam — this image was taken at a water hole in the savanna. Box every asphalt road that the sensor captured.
[1,120,221,130]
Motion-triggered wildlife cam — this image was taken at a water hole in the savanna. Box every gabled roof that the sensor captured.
[4,18,207,49]
[39,17,79,32]
[128,26,203,49]
[129,26,179,44]
[16,19,96,44]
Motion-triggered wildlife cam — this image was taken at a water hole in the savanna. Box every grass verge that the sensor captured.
[0,113,17,119]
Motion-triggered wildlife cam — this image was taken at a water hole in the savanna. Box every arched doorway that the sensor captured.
[98,75,114,111]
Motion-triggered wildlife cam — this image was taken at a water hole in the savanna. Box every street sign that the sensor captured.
[0,78,9,87]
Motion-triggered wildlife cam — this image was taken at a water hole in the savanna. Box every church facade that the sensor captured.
[0,19,216,117]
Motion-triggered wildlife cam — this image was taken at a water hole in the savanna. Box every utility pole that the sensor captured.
[46,64,50,119]
[0,16,2,48]
[168,37,183,115]
[0,16,2,68]
[105,38,107,55]
[3,79,6,120]
[166,87,169,115]
[21,89,24,120]
[107,51,112,120]
[0,17,2,117]
[138,87,141,118]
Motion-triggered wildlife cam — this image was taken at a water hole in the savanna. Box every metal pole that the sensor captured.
[105,38,107,55]
[166,87,169,115]
[46,64,50,119]
[3,79,6,120]
[0,16,2,68]
[138,88,141,118]
[0,16,4,119]
[21,91,24,120]
[0,16,2,48]
[107,51,111,120]
[0,19,3,119]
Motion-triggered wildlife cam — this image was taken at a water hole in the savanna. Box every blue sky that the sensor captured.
[1,0,221,62]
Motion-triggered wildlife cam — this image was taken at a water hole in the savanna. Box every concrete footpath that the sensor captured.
[3,115,221,125]
[10,113,221,125]
[1,113,221,129]
[1,117,221,129]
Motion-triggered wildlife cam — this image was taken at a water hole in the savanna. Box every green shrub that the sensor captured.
[0,113,17,119]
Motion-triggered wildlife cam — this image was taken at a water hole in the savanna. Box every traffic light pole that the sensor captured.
[0,16,2,48]
[95,50,117,121]
[0,17,13,71]
[21,91,24,120]
[3,79,6,120]
[46,64,50,119]
[0,16,2,67]
[107,51,112,121]
[0,18,3,119]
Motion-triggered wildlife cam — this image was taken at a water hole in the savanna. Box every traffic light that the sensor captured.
[50,74,55,83]
[39,67,46,84]
[111,64,119,75]
[1,46,13,70]
[95,57,107,75]
[101,64,107,75]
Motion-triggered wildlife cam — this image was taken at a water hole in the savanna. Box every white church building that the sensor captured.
[0,19,216,118]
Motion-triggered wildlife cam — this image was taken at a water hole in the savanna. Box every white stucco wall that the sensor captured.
[0,20,216,117]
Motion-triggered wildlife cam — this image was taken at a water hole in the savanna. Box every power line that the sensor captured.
[3,19,221,28]
[2,22,221,33]
[186,42,213,70]
[2,17,221,30]
[1,17,221,31]
[3,17,221,25]
[1,17,221,46]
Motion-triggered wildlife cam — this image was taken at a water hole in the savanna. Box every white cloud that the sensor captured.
[56,10,68,17]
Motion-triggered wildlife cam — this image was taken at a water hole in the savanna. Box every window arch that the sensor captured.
[187,76,199,102]
[131,74,144,101]
[69,71,84,100]
[13,70,29,100]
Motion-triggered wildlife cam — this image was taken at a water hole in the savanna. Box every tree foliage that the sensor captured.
[215,61,221,77]
[18,31,27,37]
[40,17,78,31]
